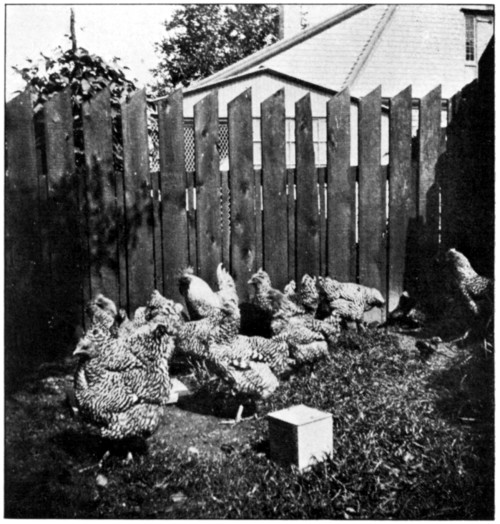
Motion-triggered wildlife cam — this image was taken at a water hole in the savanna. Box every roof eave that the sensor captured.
[190,4,373,91]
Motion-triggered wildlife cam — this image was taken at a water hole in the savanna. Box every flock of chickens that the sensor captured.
[73,265,386,447]
[72,247,493,457]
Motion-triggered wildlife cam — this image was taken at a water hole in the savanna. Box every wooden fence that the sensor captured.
[5,44,494,372]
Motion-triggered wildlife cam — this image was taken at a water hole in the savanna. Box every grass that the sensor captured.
[4,329,494,519]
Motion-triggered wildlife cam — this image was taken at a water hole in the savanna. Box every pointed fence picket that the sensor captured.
[228,89,256,300]
[194,91,221,291]
[295,94,320,281]
[261,89,288,291]
[82,87,119,307]
[358,86,386,323]
[327,89,355,283]
[388,86,414,312]
[157,89,188,303]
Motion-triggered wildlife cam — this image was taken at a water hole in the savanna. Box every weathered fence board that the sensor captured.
[194,91,221,289]
[327,89,355,281]
[254,168,263,271]
[418,85,441,253]
[44,88,84,331]
[5,90,42,356]
[186,170,197,270]
[221,170,231,270]
[157,89,188,302]
[82,87,119,306]
[295,94,320,281]
[358,86,386,321]
[121,89,155,312]
[38,173,51,295]
[388,86,414,311]
[261,89,288,290]
[228,89,256,299]
[318,167,327,276]
[287,168,296,282]
[151,171,163,292]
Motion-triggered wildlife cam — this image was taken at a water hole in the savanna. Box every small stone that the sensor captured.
[96,474,108,488]
[171,491,187,504]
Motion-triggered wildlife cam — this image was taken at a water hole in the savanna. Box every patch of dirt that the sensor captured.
[152,401,259,460]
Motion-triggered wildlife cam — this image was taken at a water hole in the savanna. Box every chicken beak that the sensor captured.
[73,347,88,357]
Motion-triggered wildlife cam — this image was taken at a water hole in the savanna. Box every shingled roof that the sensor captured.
[187,5,494,99]
[187,4,376,92]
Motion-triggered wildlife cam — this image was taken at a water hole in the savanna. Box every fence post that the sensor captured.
[121,89,155,313]
[82,87,119,307]
[295,93,319,281]
[228,88,256,300]
[358,86,386,322]
[327,89,355,281]
[388,86,414,312]
[157,89,189,302]
[194,91,221,289]
[261,89,288,290]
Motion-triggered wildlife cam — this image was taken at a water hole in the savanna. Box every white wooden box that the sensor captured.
[166,378,191,404]
[267,404,333,471]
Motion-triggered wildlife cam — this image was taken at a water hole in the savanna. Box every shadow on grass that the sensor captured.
[177,389,259,420]
[425,345,494,519]
[51,428,150,463]
[51,428,108,460]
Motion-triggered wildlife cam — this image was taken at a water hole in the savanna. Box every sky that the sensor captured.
[5,4,180,100]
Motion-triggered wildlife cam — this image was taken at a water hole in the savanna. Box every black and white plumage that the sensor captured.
[73,293,179,443]
[116,306,149,337]
[206,346,280,400]
[248,273,335,366]
[248,268,304,318]
[175,297,241,361]
[283,280,297,300]
[439,248,494,338]
[178,263,238,320]
[145,290,185,327]
[317,276,385,328]
[209,333,292,378]
[298,274,320,315]
[283,274,320,316]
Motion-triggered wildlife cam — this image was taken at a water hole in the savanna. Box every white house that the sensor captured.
[156,4,494,169]
[182,68,366,168]
[192,4,494,99]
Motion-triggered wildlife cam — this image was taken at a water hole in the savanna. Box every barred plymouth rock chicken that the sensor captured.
[440,248,494,340]
[175,296,241,361]
[269,293,337,366]
[248,269,338,367]
[205,298,293,377]
[207,345,280,400]
[317,276,385,329]
[115,306,148,337]
[178,263,238,320]
[73,293,180,462]
[144,290,185,326]
[74,323,174,441]
[283,274,319,315]
[283,280,297,300]
[248,268,304,317]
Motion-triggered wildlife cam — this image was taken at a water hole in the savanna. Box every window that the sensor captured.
[465,14,476,62]
[312,118,327,167]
